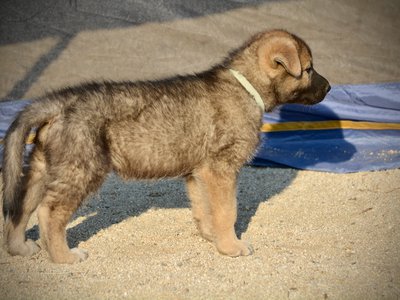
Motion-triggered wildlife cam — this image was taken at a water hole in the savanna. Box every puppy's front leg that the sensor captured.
[198,167,253,257]
[186,176,214,242]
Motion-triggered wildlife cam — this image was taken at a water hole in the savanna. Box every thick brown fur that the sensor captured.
[2,30,330,263]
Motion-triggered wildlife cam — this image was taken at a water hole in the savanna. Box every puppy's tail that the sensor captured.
[2,98,63,225]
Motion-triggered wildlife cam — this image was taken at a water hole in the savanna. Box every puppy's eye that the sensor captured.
[304,67,313,75]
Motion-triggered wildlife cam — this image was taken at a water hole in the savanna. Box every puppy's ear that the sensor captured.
[259,37,302,78]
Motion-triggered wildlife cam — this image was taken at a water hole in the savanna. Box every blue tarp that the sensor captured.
[252,82,400,172]
[1,83,400,173]
[0,99,34,167]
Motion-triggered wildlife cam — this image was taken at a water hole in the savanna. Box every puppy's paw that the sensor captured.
[195,221,214,242]
[70,248,89,262]
[216,239,254,257]
[51,248,89,264]
[25,239,41,255]
[7,239,41,257]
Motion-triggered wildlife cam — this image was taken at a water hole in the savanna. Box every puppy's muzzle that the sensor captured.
[307,71,331,104]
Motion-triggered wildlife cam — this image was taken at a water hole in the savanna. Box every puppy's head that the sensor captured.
[257,30,330,106]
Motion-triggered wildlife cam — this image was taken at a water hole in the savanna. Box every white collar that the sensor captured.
[229,69,265,112]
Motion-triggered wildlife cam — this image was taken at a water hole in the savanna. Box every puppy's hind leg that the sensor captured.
[4,148,46,257]
[38,163,107,264]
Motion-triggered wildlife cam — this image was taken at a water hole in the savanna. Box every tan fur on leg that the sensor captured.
[186,175,213,242]
[38,199,88,264]
[3,148,47,256]
[198,167,253,257]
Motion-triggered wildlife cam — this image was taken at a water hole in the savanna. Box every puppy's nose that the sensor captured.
[326,85,331,93]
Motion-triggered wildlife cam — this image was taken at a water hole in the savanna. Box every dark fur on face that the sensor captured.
[2,29,330,263]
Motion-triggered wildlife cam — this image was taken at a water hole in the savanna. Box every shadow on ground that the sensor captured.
[25,167,297,247]
[0,0,270,100]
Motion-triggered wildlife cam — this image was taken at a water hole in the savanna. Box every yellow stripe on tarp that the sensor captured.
[26,133,36,144]
[261,120,400,132]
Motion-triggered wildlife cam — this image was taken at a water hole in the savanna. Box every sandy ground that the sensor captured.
[1,0,400,299]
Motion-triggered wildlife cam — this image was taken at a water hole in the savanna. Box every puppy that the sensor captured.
[2,30,330,263]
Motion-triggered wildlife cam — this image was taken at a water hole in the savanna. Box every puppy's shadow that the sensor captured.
[26,167,297,247]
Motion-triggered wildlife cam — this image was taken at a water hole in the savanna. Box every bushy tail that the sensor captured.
[2,98,63,224]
